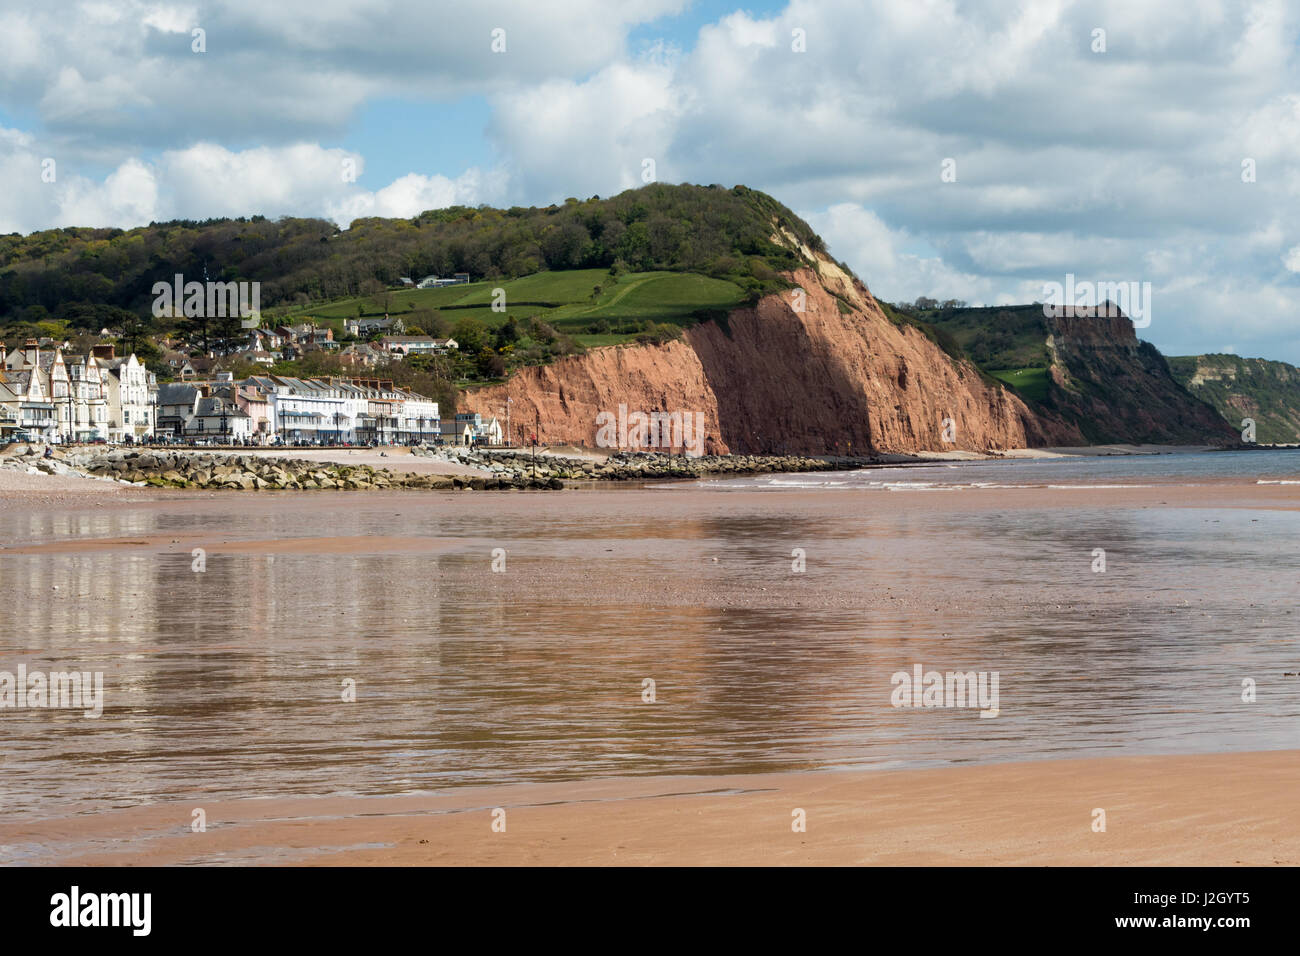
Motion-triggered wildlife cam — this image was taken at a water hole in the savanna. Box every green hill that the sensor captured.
[286,268,748,348]
[890,303,1051,372]
[883,301,1235,444]
[0,183,824,328]
[0,182,835,387]
[1168,354,1300,443]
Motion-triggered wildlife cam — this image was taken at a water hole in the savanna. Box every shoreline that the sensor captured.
[0,440,1275,503]
[7,750,1297,866]
[5,469,1300,512]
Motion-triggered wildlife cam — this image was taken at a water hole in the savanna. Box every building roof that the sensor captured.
[195,398,248,421]
[195,397,249,418]
[157,383,198,405]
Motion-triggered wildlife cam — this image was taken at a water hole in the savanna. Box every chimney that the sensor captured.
[91,344,116,360]
[23,339,38,366]
[197,384,210,398]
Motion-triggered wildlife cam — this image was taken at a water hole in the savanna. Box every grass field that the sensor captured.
[915,304,1052,372]
[989,367,1050,403]
[275,269,747,345]
[449,269,610,307]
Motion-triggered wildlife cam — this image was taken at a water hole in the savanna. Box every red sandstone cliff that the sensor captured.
[463,338,729,453]
[463,256,1076,455]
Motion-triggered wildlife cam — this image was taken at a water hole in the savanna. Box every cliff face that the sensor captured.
[1045,311,1139,351]
[465,259,1059,455]
[463,263,1240,453]
[461,339,731,454]
[683,265,1054,453]
[1040,310,1237,445]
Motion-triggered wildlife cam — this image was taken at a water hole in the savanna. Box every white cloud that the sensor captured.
[141,4,197,34]
[57,158,160,227]
[327,169,507,224]
[477,0,1300,358]
[805,202,1012,304]
[0,133,501,232]
[0,0,688,152]
[40,66,152,124]
[4,0,1300,361]
[488,54,680,200]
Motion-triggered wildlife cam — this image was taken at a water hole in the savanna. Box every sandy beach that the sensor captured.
[3,449,1298,867]
[7,751,1297,866]
[9,0,1300,890]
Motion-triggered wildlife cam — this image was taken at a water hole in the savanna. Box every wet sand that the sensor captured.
[0,466,146,504]
[3,466,1298,866]
[1,534,461,555]
[11,750,1298,866]
[1005,443,1222,458]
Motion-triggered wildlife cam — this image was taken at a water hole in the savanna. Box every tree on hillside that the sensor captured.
[475,349,506,379]
[182,309,213,355]
[451,316,486,353]
[494,316,520,348]
[115,313,154,356]
[211,313,246,355]
[389,353,457,412]
[0,184,824,323]
[292,351,346,378]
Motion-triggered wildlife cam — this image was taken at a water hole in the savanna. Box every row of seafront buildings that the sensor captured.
[156,374,443,444]
[153,378,504,445]
[1,340,153,443]
[0,338,498,446]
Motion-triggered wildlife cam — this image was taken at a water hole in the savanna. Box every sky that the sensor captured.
[1,0,1299,362]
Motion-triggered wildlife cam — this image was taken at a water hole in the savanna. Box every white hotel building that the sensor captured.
[243,375,439,443]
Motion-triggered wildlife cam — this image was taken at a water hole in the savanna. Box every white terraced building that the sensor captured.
[398,391,441,443]
[97,348,156,442]
[1,339,155,443]
[237,375,439,444]
[261,376,351,443]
